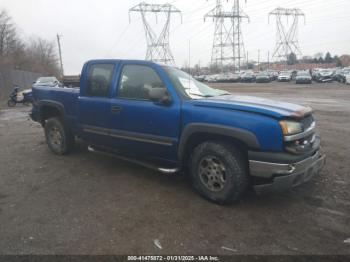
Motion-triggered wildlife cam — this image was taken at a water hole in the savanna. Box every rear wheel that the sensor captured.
[44,117,75,155]
[189,141,248,204]
[7,100,16,107]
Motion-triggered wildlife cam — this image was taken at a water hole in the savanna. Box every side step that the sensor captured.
[87,146,180,174]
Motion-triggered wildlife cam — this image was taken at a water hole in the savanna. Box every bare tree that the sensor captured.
[0,9,21,64]
[0,9,60,76]
[26,37,60,76]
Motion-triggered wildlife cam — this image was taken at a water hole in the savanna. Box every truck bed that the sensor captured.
[32,86,80,129]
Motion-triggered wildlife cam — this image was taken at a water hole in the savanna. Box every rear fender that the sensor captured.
[38,100,66,126]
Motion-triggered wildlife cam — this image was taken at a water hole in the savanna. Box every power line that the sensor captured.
[205,0,249,72]
[269,7,305,62]
[129,2,182,66]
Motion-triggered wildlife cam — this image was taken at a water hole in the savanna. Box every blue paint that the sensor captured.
[31,59,312,164]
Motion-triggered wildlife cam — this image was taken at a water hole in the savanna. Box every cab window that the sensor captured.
[118,65,165,100]
[86,64,114,97]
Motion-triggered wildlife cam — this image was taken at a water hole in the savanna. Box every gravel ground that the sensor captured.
[0,82,349,255]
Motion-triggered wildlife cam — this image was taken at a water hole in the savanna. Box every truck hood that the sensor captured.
[190,95,312,119]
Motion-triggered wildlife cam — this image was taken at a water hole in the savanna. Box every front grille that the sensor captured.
[301,115,314,131]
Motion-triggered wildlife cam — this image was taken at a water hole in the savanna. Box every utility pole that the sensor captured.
[205,0,249,73]
[268,50,270,70]
[258,49,260,71]
[188,39,191,75]
[56,34,64,79]
[269,8,306,63]
[129,2,182,66]
[246,50,249,70]
[236,0,241,72]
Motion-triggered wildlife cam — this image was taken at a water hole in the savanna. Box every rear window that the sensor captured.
[86,64,115,97]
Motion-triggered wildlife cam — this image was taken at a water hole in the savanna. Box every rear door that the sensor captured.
[78,62,121,147]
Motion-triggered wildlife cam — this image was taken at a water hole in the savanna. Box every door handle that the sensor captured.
[111,105,122,113]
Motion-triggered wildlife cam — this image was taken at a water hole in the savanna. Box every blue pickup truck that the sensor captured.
[31,60,325,204]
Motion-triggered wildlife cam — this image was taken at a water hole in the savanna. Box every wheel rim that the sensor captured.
[49,126,63,151]
[198,156,227,192]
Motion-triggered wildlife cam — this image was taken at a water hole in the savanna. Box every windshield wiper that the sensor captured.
[218,93,231,96]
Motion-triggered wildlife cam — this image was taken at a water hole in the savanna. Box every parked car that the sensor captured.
[345,72,350,85]
[314,69,334,83]
[278,71,292,82]
[31,59,325,204]
[267,70,278,81]
[194,75,206,82]
[255,72,271,83]
[216,73,240,83]
[334,68,350,83]
[33,77,62,87]
[333,69,344,83]
[311,69,319,81]
[205,75,219,83]
[295,71,312,84]
[241,72,256,83]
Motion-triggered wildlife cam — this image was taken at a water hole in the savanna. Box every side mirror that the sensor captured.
[149,87,171,105]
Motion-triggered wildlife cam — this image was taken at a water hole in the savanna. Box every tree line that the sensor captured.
[288,52,343,66]
[0,9,60,76]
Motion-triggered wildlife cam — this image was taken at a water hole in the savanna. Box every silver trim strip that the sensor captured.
[284,122,316,142]
[82,126,173,146]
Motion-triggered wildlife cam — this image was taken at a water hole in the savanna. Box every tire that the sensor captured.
[44,117,75,155]
[7,99,16,107]
[189,141,248,204]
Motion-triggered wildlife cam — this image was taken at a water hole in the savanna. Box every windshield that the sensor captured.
[164,67,230,99]
[297,72,310,76]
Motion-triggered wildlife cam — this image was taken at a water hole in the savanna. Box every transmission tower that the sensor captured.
[129,2,182,65]
[269,8,305,61]
[205,0,249,72]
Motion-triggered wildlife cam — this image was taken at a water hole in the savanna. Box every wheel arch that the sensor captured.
[178,123,260,166]
[38,100,66,126]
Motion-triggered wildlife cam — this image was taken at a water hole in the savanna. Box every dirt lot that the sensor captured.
[0,82,349,255]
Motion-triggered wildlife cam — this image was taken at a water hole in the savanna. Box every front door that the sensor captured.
[109,63,181,163]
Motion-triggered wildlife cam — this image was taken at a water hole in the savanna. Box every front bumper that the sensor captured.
[249,150,326,194]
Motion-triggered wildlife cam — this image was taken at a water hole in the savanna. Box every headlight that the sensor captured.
[279,120,303,136]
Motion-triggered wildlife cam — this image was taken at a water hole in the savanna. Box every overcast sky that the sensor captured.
[1,0,349,74]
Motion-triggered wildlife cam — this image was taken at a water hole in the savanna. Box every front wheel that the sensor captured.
[7,99,16,107]
[44,117,75,155]
[189,141,248,204]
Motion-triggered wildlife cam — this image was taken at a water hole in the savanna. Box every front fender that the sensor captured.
[178,123,260,161]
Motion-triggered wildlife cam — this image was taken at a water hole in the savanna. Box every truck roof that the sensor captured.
[85,59,163,66]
